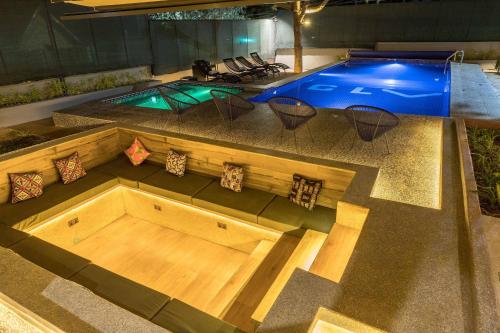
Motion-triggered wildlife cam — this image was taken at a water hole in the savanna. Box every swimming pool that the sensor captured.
[252,58,451,117]
[107,83,242,110]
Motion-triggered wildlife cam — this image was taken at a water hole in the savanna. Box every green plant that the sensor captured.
[467,127,500,215]
[495,59,500,74]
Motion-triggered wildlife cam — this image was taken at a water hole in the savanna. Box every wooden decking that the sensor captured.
[41,214,253,314]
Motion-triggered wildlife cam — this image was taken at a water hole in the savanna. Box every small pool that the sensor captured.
[252,57,451,117]
[107,82,242,110]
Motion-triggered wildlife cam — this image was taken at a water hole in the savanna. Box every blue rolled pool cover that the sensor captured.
[349,50,455,60]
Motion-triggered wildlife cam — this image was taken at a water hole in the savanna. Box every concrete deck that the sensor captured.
[451,63,500,119]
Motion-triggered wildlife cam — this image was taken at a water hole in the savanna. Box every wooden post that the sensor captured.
[293,1,303,74]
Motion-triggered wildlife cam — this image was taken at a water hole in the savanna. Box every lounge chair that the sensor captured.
[250,52,290,72]
[192,60,241,83]
[344,105,400,154]
[268,96,316,152]
[210,89,254,131]
[223,58,267,80]
[235,56,279,77]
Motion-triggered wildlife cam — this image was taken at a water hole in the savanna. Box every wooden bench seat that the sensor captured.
[94,156,161,188]
[0,171,118,231]
[192,182,276,223]
[71,264,170,320]
[258,196,336,234]
[10,236,90,279]
[139,169,214,204]
[152,299,244,333]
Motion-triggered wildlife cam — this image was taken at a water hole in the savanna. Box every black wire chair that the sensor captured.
[210,89,254,131]
[236,56,279,77]
[268,96,317,152]
[344,105,400,154]
[157,85,201,130]
[250,52,289,72]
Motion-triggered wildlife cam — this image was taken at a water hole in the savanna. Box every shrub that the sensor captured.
[467,127,500,216]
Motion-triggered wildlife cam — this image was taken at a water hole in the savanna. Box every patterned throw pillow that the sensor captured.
[289,174,322,211]
[166,149,187,177]
[54,152,87,184]
[124,137,150,166]
[9,173,44,204]
[220,163,244,192]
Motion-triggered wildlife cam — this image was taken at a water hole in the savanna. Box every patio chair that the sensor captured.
[210,89,254,131]
[193,60,241,83]
[157,85,201,129]
[268,96,317,152]
[344,105,400,154]
[250,52,290,72]
[235,56,279,77]
[223,58,267,80]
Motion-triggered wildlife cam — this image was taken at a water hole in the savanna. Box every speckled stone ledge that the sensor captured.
[257,268,343,333]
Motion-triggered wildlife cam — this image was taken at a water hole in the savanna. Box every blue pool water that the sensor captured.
[251,59,451,117]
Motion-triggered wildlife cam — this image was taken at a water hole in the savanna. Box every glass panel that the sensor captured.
[216,21,233,60]
[176,21,197,69]
[246,20,261,55]
[150,21,179,74]
[49,3,98,75]
[0,0,58,84]
[196,21,216,62]
[122,16,153,67]
[232,21,248,57]
[91,17,128,70]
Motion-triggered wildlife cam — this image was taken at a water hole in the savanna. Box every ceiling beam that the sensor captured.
[58,0,293,20]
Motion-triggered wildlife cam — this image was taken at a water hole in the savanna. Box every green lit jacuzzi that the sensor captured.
[106,82,242,111]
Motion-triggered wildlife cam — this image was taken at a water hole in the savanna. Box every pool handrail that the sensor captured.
[444,50,464,74]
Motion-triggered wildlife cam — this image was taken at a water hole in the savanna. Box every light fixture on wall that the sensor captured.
[303,19,312,27]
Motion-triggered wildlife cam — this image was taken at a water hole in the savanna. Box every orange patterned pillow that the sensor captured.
[124,137,150,166]
[9,172,44,204]
[55,152,87,184]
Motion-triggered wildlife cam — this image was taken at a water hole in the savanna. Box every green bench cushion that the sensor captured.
[0,224,29,248]
[71,264,170,319]
[10,237,89,278]
[192,182,275,223]
[139,170,213,204]
[94,156,161,188]
[0,171,118,231]
[258,196,336,233]
[152,299,243,333]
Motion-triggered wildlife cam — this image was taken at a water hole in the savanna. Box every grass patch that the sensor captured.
[467,127,500,217]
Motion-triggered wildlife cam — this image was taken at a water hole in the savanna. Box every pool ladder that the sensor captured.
[444,50,464,74]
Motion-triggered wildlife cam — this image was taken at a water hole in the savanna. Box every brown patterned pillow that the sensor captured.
[166,149,187,177]
[289,174,322,211]
[9,173,44,204]
[220,163,244,192]
[54,152,87,184]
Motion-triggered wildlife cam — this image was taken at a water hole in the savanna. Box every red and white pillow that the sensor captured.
[9,172,44,204]
[124,137,150,166]
[54,152,87,184]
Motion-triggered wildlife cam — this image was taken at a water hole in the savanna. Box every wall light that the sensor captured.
[303,19,312,27]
